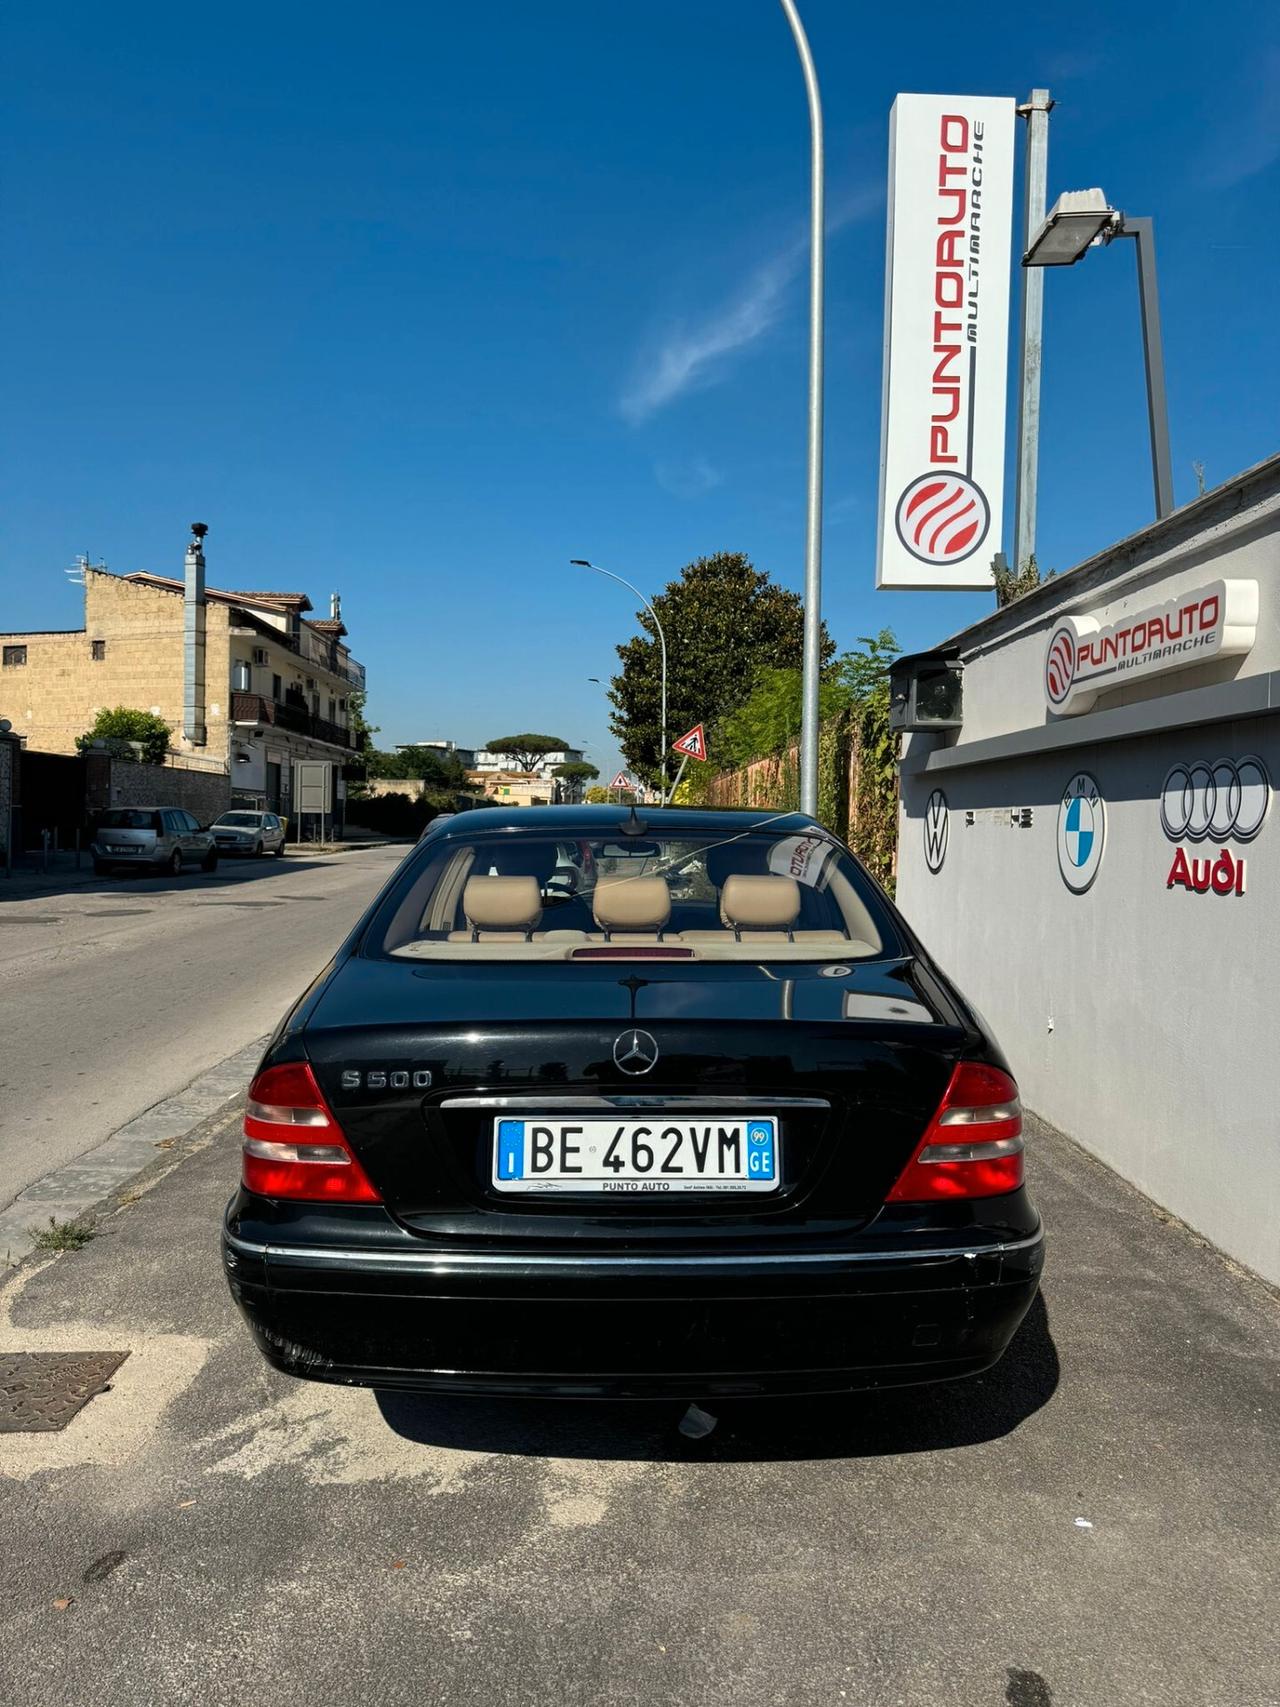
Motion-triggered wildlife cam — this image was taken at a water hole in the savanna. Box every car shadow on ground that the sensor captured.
[374,1292,1059,1463]
[5,855,343,902]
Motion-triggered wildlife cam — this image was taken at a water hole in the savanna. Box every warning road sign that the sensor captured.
[611,771,631,790]
[671,724,708,762]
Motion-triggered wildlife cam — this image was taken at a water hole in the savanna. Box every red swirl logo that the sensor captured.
[1045,625,1076,707]
[894,472,990,566]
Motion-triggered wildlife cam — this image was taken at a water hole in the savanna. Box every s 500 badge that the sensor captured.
[340,1069,433,1091]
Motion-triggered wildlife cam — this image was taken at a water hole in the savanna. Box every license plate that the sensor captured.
[491,1117,779,1195]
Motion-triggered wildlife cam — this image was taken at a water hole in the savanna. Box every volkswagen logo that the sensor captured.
[1160,757,1271,843]
[613,1029,659,1076]
[923,789,949,874]
[894,472,990,566]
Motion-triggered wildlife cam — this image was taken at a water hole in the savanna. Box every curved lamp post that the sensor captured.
[571,560,668,795]
[777,0,825,818]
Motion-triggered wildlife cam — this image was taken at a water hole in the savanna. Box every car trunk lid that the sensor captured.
[302,955,970,1246]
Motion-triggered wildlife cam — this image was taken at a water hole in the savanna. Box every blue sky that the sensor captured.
[3,1,1277,780]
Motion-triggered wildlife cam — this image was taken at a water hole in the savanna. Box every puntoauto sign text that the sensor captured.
[1044,579,1258,716]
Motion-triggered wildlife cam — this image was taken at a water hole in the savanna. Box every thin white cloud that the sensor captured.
[653,455,723,498]
[620,187,880,425]
[1199,45,1280,188]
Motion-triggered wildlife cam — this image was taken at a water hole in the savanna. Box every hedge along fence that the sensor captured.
[689,708,899,893]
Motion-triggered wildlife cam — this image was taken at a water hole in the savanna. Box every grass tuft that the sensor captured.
[29,1216,96,1251]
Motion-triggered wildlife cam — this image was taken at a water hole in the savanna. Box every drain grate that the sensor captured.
[83,910,152,918]
[0,1351,130,1432]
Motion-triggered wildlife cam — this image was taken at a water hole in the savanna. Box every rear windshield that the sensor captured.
[371,826,897,963]
[97,809,162,831]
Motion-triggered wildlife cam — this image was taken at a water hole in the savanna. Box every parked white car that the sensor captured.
[210,810,287,858]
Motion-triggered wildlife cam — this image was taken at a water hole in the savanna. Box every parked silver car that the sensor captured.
[91,808,218,876]
[210,810,287,858]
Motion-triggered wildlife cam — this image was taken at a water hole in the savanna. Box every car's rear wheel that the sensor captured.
[168,849,183,876]
[254,840,264,857]
[202,847,219,873]
[93,859,111,877]
[274,840,285,858]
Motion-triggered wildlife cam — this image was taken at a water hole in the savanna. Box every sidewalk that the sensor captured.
[1,1104,1277,1707]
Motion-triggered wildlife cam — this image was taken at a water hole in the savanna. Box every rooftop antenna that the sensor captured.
[66,552,105,586]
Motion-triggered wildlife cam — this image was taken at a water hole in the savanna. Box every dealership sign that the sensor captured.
[1044,579,1258,716]
[876,93,1016,590]
[1161,755,1270,897]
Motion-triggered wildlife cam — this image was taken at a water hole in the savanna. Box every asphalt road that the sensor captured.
[0,1105,1276,1707]
[0,845,404,1209]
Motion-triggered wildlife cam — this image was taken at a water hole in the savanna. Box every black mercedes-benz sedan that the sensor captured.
[222,806,1043,1399]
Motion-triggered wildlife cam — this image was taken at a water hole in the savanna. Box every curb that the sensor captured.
[0,1036,267,1268]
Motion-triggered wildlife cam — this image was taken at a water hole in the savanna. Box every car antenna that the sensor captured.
[621,803,647,836]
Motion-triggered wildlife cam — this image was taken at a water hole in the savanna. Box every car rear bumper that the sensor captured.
[221,1208,1045,1399]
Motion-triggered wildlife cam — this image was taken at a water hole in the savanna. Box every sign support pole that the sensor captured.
[1013,88,1052,578]
[664,753,689,807]
[778,0,825,818]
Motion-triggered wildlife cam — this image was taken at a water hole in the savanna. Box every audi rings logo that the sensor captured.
[1045,625,1076,708]
[1160,757,1271,843]
[894,472,990,566]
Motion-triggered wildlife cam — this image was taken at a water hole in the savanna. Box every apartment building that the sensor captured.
[0,526,366,819]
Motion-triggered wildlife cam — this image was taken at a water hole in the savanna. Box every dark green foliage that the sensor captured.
[609,552,833,785]
[363,745,470,789]
[76,707,172,766]
[486,735,571,772]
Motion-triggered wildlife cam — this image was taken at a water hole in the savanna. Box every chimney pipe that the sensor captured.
[183,522,208,746]
[330,589,341,623]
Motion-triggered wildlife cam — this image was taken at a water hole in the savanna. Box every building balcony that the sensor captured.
[230,692,359,751]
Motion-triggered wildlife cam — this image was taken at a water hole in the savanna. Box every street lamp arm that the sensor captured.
[571,559,669,792]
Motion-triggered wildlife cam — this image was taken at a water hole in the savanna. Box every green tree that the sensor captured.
[553,761,600,785]
[76,707,171,766]
[486,734,570,772]
[609,552,832,785]
[365,745,469,788]
[347,688,378,748]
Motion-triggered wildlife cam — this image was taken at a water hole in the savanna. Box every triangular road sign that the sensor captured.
[611,771,631,790]
[671,723,708,762]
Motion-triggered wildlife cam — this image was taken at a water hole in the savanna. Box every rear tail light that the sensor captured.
[241,1061,381,1203]
[886,1062,1023,1202]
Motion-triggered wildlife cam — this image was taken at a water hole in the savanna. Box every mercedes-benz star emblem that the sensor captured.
[613,1029,659,1076]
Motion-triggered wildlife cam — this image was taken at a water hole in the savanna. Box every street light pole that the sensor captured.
[570,561,668,796]
[778,0,825,819]
[1112,216,1174,519]
[1023,192,1176,523]
[1013,89,1052,576]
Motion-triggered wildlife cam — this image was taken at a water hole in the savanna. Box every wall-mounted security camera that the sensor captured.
[888,650,963,733]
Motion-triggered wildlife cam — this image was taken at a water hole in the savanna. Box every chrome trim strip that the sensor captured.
[439,1094,831,1111]
[224,1226,1044,1272]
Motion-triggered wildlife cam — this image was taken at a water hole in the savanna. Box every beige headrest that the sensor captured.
[592,874,671,932]
[720,874,800,931]
[463,875,542,931]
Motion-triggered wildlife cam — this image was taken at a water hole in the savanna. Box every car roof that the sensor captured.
[424,805,826,839]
